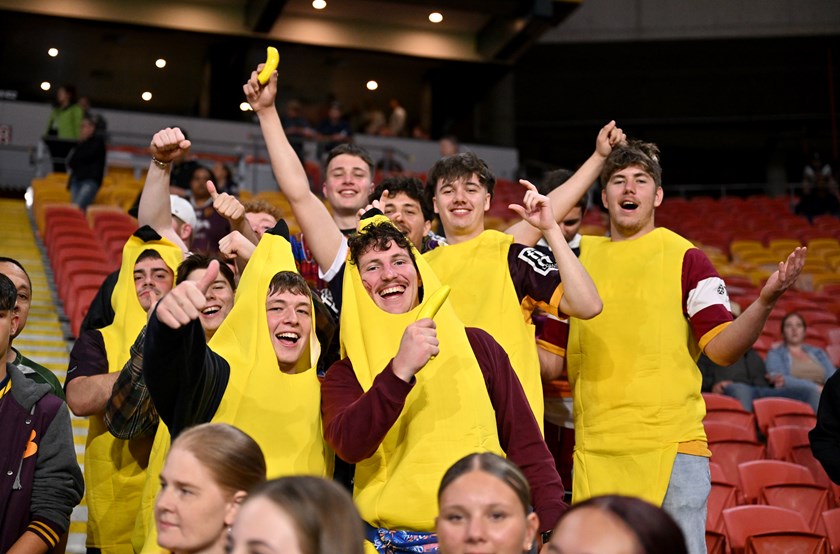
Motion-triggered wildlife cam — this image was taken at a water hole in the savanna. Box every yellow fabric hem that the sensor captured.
[677,440,711,457]
[536,339,565,357]
[698,321,732,353]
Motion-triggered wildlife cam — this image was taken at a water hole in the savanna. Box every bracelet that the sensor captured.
[151,156,170,169]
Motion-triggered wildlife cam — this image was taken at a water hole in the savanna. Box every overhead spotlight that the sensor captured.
[142,91,152,101]
[155,59,167,69]
[48,48,59,57]
[40,81,51,91]
[240,102,253,112]
[312,0,327,9]
[366,80,379,91]
[428,12,443,23]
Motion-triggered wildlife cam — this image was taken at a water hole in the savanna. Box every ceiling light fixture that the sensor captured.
[312,0,327,9]
[48,48,59,57]
[155,59,167,69]
[40,82,51,91]
[142,91,152,101]
[366,80,379,91]
[429,12,443,23]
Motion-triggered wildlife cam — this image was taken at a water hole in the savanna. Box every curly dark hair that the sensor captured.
[348,220,414,267]
[369,176,433,222]
[425,152,496,209]
[600,140,662,188]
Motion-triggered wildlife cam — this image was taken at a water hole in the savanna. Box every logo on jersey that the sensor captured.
[518,248,557,276]
[717,283,727,296]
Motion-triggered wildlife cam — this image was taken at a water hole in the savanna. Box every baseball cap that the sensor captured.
[170,195,197,228]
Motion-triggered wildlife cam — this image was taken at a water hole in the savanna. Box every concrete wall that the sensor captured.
[0,100,519,190]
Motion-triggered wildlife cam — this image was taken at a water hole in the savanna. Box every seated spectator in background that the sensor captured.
[281,99,315,163]
[186,165,230,254]
[548,495,687,554]
[66,114,107,211]
[802,151,835,193]
[386,98,407,137]
[439,135,459,157]
[436,453,541,554]
[699,304,821,412]
[232,476,365,554]
[766,312,836,395]
[0,257,64,398]
[810,371,840,484]
[212,161,239,196]
[316,102,353,158]
[65,230,183,552]
[361,100,386,136]
[795,173,840,222]
[322,216,566,553]
[155,423,266,554]
[0,273,83,553]
[375,147,404,177]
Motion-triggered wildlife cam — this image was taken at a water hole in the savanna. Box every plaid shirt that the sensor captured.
[104,327,159,440]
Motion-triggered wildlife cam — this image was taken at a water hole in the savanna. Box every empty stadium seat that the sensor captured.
[737,460,815,504]
[753,398,815,435]
[766,425,811,461]
[722,505,810,554]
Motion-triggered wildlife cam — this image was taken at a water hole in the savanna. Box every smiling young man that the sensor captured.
[322,215,566,553]
[422,152,603,428]
[557,140,806,554]
[142,222,329,473]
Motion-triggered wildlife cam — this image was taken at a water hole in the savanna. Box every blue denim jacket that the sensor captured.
[765,344,837,386]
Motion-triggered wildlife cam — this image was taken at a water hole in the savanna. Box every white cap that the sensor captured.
[170,195,197,228]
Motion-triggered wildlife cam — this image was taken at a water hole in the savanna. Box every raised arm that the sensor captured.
[243,65,343,272]
[704,248,806,366]
[509,180,602,319]
[140,128,190,252]
[506,121,625,245]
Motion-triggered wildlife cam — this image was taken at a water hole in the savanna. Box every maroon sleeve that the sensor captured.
[321,358,415,463]
[466,327,568,531]
[508,244,563,315]
[65,330,109,387]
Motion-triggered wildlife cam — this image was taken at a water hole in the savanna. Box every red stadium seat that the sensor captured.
[709,441,766,490]
[744,531,829,553]
[705,421,758,443]
[766,425,811,461]
[722,505,810,554]
[821,509,840,554]
[761,484,831,531]
[753,398,815,435]
[737,460,815,505]
[704,392,747,411]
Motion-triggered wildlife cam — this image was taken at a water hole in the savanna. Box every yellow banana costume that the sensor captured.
[567,229,708,506]
[135,224,329,553]
[423,230,548,429]
[340,215,502,547]
[84,229,182,553]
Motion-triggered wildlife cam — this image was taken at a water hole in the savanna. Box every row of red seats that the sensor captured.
[702,395,840,552]
[42,204,136,337]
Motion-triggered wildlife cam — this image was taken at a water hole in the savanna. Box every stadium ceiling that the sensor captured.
[0,0,580,63]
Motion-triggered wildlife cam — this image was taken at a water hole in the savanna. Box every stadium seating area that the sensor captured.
[703,393,839,552]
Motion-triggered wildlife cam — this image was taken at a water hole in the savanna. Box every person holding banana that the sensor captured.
[321,210,567,554]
